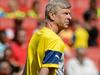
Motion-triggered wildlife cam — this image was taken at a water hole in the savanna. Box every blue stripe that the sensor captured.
[43,50,62,64]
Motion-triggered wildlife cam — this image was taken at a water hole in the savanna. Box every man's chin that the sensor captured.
[63,25,69,29]
[59,25,69,30]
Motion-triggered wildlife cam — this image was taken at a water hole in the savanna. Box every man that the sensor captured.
[83,10,98,46]
[66,48,99,75]
[23,0,71,75]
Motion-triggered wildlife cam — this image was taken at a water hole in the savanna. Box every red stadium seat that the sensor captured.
[22,17,38,30]
[0,18,14,30]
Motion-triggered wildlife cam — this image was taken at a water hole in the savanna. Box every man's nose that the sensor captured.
[68,14,71,20]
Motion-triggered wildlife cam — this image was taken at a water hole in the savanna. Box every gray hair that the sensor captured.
[45,0,71,20]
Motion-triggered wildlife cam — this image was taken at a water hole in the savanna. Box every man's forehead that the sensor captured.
[58,8,71,12]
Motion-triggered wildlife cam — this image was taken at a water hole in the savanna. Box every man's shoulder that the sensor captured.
[66,58,78,65]
[41,29,59,40]
[41,33,59,41]
[84,58,95,65]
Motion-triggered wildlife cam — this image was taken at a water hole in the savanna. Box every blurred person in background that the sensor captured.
[0,60,12,75]
[0,30,9,59]
[10,28,27,68]
[0,47,21,75]
[22,0,71,75]
[3,47,17,66]
[73,20,89,49]
[88,0,97,14]
[66,48,99,75]
[3,47,21,73]
[83,0,99,47]
[83,10,98,46]
[5,28,15,44]
[6,0,26,19]
[27,0,40,19]
[5,0,18,19]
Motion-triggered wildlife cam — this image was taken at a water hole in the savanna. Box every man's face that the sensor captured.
[54,8,71,29]
[89,13,97,27]
[77,49,86,58]
[17,30,26,44]
[0,62,11,75]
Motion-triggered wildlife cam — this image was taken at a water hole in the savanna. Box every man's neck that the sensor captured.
[45,21,62,34]
[77,56,84,65]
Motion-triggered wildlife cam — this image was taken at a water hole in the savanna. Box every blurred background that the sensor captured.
[0,0,100,75]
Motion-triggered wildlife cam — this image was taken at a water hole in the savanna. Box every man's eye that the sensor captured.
[65,13,69,15]
[64,13,69,15]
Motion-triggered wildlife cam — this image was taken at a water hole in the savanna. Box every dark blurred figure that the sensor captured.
[3,47,18,67]
[2,47,21,75]
[83,0,98,46]
[66,48,99,75]
[83,10,98,46]
[89,0,97,14]
[14,19,23,32]
[4,47,13,62]
[0,60,12,75]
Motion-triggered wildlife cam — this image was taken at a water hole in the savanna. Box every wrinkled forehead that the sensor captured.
[55,8,71,15]
[58,8,71,12]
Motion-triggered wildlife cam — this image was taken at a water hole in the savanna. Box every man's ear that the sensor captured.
[48,12,55,21]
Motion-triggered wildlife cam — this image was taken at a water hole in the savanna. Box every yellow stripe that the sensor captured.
[42,64,58,68]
